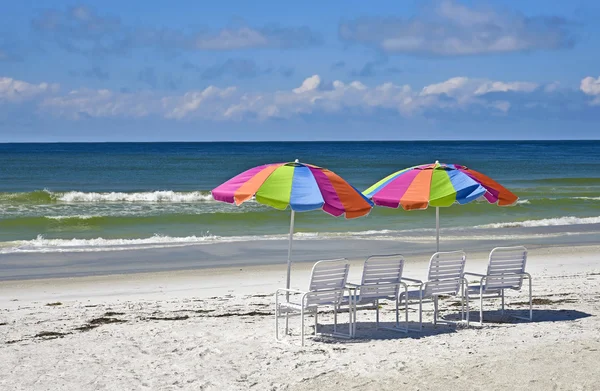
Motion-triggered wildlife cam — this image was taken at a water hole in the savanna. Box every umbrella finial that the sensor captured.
[295,159,299,163]
[435,160,439,164]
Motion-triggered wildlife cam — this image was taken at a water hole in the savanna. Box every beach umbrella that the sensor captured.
[363,161,518,251]
[211,159,373,291]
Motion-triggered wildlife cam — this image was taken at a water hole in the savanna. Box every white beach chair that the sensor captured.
[342,254,408,337]
[464,246,532,325]
[399,251,469,330]
[275,258,352,346]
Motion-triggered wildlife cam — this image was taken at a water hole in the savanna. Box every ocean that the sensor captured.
[1,141,599,255]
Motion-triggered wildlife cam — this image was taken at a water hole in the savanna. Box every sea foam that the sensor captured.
[475,215,600,229]
[0,234,221,253]
[57,190,214,203]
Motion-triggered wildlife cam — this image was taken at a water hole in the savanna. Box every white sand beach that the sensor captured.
[1,245,600,391]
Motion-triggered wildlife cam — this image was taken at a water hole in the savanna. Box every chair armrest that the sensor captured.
[401,277,423,284]
[275,288,305,295]
[463,272,486,278]
[305,287,349,302]
[495,272,530,276]
[492,272,531,280]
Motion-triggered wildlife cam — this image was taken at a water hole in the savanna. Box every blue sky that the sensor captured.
[1,0,599,141]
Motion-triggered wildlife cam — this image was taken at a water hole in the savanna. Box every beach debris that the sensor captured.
[46,302,63,306]
[34,331,69,340]
[146,315,189,321]
[74,324,99,332]
[89,317,126,325]
[212,311,272,317]
[104,311,125,316]
[511,298,576,306]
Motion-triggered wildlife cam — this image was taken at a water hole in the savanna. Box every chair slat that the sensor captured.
[483,246,527,292]
[308,259,349,293]
[356,254,404,303]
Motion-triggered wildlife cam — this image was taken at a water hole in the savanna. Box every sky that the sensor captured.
[0,0,599,141]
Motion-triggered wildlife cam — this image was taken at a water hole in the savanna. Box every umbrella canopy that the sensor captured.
[363,161,518,250]
[212,160,373,289]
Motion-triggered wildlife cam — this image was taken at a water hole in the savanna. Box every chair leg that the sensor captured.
[301,307,305,346]
[404,294,409,330]
[460,279,467,322]
[275,294,279,341]
[349,302,354,338]
[314,311,318,336]
[433,296,438,326]
[465,289,470,327]
[395,297,399,328]
[285,313,289,335]
[479,289,484,326]
[353,295,357,337]
[375,299,380,329]
[349,295,355,337]
[418,297,423,331]
[501,289,505,315]
[334,309,338,333]
[397,289,410,332]
[528,276,533,321]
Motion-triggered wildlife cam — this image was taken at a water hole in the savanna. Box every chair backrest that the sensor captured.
[484,246,527,291]
[358,254,404,302]
[307,258,350,306]
[424,250,466,297]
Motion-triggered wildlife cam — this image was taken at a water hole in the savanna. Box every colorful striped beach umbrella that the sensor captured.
[364,161,518,251]
[212,160,373,290]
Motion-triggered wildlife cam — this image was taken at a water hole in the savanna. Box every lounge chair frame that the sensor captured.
[343,254,409,337]
[275,258,353,346]
[464,246,532,325]
[400,250,469,330]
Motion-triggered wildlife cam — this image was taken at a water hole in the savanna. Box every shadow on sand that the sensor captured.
[310,308,592,344]
[311,320,460,344]
[459,308,592,324]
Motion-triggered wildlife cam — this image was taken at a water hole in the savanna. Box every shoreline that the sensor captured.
[1,225,599,281]
[2,243,599,305]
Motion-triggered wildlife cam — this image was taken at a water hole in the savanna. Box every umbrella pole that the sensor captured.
[286,210,296,299]
[436,207,440,252]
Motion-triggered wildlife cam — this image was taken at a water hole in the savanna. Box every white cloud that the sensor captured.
[418,77,538,112]
[293,75,321,93]
[491,101,511,113]
[544,81,561,93]
[45,75,534,120]
[163,86,237,119]
[339,0,573,56]
[40,89,152,119]
[0,77,59,103]
[581,76,600,106]
[581,77,600,93]
[1,74,591,122]
[421,77,469,96]
[474,81,538,95]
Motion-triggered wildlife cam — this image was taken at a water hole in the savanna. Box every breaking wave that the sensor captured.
[0,189,214,203]
[475,215,600,229]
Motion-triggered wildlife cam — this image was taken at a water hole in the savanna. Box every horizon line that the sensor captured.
[1,139,599,144]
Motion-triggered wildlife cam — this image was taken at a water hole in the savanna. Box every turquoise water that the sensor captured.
[0,141,599,253]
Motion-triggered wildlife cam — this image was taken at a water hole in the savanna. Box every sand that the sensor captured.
[1,245,600,390]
